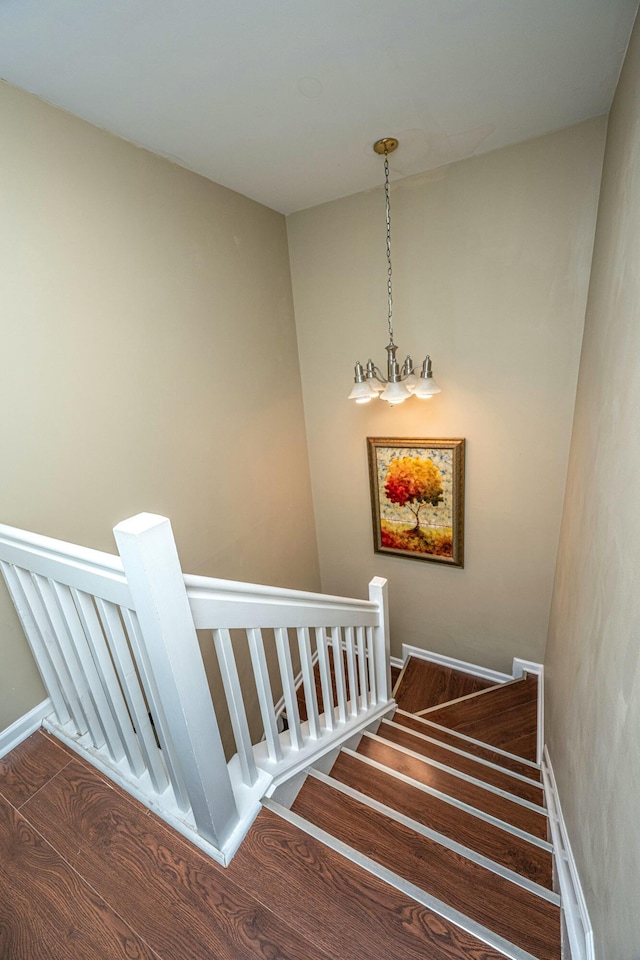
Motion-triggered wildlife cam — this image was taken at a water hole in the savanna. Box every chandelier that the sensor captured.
[348,137,441,405]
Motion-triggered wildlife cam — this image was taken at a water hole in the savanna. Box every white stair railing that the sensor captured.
[0,513,392,864]
[185,571,391,790]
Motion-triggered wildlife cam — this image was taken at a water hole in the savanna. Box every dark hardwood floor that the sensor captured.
[0,732,335,960]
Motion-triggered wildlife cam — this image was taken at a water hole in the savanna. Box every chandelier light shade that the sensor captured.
[348,137,441,406]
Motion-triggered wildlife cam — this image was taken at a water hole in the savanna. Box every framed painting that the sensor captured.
[367,437,465,567]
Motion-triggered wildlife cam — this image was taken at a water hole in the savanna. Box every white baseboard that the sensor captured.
[0,699,53,759]
[512,657,543,678]
[542,747,594,960]
[390,656,404,670]
[513,658,544,765]
[400,644,512,685]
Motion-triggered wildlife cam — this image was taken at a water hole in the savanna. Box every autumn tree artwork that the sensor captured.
[367,438,465,566]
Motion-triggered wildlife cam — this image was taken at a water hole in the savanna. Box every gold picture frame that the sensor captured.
[367,437,465,567]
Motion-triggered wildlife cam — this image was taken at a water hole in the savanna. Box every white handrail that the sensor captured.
[184,571,378,609]
[184,574,379,630]
[0,513,393,864]
[0,523,131,606]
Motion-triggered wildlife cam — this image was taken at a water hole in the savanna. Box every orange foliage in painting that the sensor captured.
[380,523,452,556]
[384,456,443,532]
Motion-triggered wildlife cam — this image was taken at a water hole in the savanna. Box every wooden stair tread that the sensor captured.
[447,702,539,762]
[331,750,553,888]
[231,806,514,960]
[420,675,536,721]
[292,776,560,960]
[393,709,542,781]
[420,676,539,762]
[394,657,496,714]
[357,734,549,839]
[435,701,539,764]
[377,720,545,805]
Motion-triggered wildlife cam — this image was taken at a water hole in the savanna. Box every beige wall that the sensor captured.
[0,81,320,731]
[545,13,640,957]
[288,120,606,673]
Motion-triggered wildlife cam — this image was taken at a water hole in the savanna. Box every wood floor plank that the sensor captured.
[293,776,560,960]
[229,807,513,960]
[21,760,336,960]
[0,794,157,960]
[357,735,549,839]
[0,730,72,808]
[377,720,545,804]
[394,658,496,714]
[393,710,542,780]
[331,750,553,888]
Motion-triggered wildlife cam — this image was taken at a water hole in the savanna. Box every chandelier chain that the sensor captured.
[384,149,394,344]
[348,136,441,404]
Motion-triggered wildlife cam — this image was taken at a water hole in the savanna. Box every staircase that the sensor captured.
[0,514,563,958]
[228,656,560,960]
[0,653,561,959]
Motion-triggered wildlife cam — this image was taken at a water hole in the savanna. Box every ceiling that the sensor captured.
[0,0,637,214]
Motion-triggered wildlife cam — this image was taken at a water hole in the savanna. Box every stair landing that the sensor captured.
[394,656,496,713]
[0,730,333,960]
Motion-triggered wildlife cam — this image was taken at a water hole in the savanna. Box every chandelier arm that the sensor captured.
[370,364,388,383]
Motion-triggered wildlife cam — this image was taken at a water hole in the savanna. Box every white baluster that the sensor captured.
[34,576,107,751]
[366,625,377,706]
[315,627,335,732]
[214,628,258,786]
[17,568,88,734]
[246,627,282,763]
[72,588,146,777]
[344,626,359,718]
[331,626,348,724]
[275,627,304,750]
[96,599,170,795]
[356,625,368,712]
[51,580,125,760]
[296,627,320,739]
[0,561,70,725]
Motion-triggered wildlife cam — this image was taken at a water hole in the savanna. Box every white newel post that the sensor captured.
[368,576,391,703]
[113,513,238,850]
